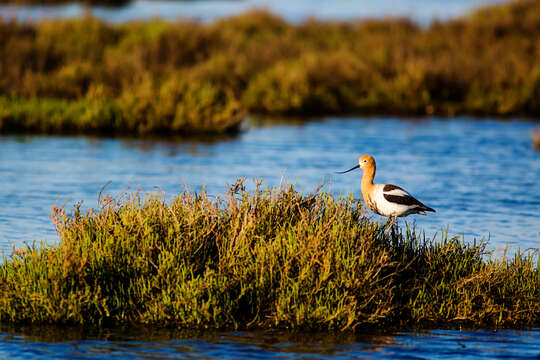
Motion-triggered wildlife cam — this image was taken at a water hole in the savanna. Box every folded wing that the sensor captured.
[382,184,435,212]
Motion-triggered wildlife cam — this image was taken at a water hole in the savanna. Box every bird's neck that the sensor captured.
[361,165,376,195]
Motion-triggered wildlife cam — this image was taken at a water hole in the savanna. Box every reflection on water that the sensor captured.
[0,324,538,359]
[0,0,507,25]
[0,116,539,256]
[88,131,240,157]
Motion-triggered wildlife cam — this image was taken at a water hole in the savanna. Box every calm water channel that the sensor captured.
[0,116,539,358]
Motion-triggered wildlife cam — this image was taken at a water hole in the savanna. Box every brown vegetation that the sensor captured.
[1,0,540,135]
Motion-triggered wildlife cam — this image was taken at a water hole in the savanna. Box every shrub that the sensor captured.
[0,182,537,330]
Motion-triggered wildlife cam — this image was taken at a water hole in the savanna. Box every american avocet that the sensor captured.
[337,155,435,229]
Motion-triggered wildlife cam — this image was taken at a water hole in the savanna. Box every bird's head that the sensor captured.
[336,154,375,174]
[358,154,375,169]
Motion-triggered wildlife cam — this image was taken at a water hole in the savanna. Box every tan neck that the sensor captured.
[361,165,376,195]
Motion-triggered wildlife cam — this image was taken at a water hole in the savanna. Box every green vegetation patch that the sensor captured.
[0,181,538,330]
[0,77,244,135]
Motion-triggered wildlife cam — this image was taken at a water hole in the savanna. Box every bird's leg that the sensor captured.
[384,216,396,234]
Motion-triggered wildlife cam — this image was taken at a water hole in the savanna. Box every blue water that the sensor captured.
[0,326,539,359]
[0,0,506,24]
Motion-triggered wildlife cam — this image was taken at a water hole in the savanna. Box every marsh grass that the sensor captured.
[1,0,540,135]
[0,180,538,330]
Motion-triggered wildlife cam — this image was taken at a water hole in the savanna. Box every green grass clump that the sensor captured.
[0,181,538,330]
[0,78,243,135]
[2,0,540,135]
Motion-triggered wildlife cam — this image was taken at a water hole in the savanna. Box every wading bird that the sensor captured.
[337,155,435,229]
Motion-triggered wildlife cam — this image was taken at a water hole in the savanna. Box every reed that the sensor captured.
[1,0,540,135]
[532,129,540,149]
[0,180,537,330]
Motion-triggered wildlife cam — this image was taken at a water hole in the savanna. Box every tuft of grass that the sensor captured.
[0,180,538,330]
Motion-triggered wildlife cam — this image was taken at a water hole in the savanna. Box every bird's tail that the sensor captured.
[418,205,435,215]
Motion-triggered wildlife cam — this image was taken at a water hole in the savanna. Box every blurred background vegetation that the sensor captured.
[1,0,539,135]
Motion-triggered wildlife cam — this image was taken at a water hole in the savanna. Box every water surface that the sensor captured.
[1,116,539,256]
[0,325,539,359]
[0,0,507,25]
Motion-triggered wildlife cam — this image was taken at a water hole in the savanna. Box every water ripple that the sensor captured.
[0,326,539,359]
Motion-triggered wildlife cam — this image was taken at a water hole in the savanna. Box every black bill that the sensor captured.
[336,164,360,174]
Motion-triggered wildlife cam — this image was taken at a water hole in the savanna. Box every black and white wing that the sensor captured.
[382,184,435,212]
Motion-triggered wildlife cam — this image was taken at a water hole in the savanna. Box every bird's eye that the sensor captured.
[363,159,367,163]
